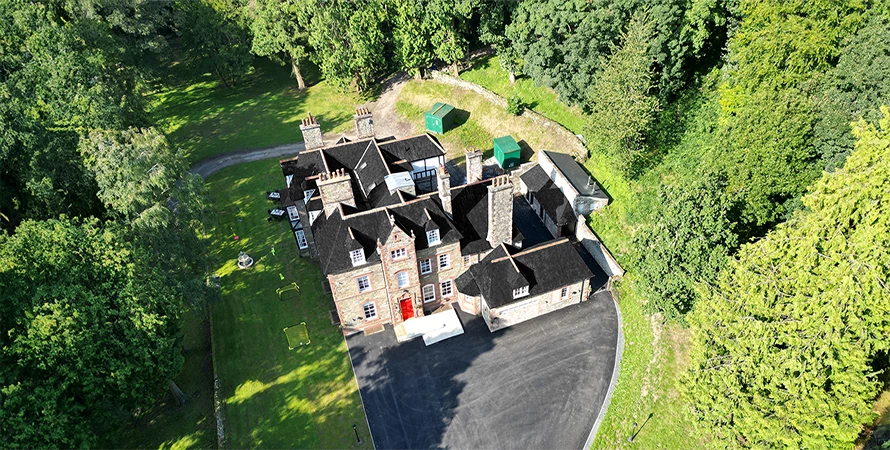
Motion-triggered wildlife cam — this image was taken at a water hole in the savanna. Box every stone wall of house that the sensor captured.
[485,279,588,331]
[329,263,392,331]
[575,216,624,279]
[378,226,423,323]
[416,242,463,311]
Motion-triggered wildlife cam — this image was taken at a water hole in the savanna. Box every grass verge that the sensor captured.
[460,55,587,134]
[148,59,366,163]
[204,160,372,448]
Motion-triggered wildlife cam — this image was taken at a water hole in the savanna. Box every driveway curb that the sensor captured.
[583,292,624,449]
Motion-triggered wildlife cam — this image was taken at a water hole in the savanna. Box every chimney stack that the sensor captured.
[353,106,375,139]
[487,175,513,247]
[465,149,483,183]
[317,168,356,217]
[300,113,324,150]
[436,166,452,215]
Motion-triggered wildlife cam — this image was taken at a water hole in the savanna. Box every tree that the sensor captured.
[299,0,387,92]
[708,0,868,227]
[174,0,253,88]
[79,128,212,310]
[249,0,310,88]
[813,15,890,170]
[683,108,890,449]
[390,0,434,78]
[584,12,660,176]
[633,175,738,319]
[0,218,185,448]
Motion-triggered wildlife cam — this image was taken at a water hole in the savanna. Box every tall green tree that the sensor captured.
[684,108,890,449]
[249,0,310,88]
[299,0,387,91]
[584,12,660,175]
[0,218,185,448]
[633,175,738,319]
[173,0,253,88]
[390,0,434,78]
[80,128,212,310]
[813,14,890,170]
[709,0,868,226]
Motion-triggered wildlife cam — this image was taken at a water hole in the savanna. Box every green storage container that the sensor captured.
[493,135,521,169]
[424,102,455,134]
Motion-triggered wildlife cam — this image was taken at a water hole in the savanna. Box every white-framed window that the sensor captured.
[362,302,377,320]
[438,253,450,270]
[308,210,320,225]
[440,279,453,297]
[420,259,432,275]
[295,230,308,249]
[423,284,436,303]
[357,275,371,293]
[426,229,441,246]
[561,287,569,299]
[303,189,315,203]
[513,285,529,299]
[350,249,365,266]
[463,255,471,265]
[396,271,410,288]
[390,248,407,260]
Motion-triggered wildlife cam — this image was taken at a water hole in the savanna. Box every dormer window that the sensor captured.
[426,229,441,246]
[350,249,365,266]
[512,286,529,299]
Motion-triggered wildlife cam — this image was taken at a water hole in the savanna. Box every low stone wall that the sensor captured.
[428,71,587,161]
[575,216,625,279]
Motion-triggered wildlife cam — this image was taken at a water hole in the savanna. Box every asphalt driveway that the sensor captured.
[346,294,620,449]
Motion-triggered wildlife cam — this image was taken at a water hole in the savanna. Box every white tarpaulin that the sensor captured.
[399,305,464,346]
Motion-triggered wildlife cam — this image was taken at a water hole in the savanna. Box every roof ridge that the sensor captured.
[376,133,434,145]
[509,237,571,259]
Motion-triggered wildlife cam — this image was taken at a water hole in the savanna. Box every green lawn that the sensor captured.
[395,78,578,167]
[204,160,372,449]
[106,310,217,450]
[148,59,365,163]
[460,55,587,134]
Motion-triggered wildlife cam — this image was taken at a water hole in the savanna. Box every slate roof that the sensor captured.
[455,238,595,308]
[521,165,576,226]
[378,134,445,163]
[449,181,523,256]
[312,197,462,275]
[542,151,608,199]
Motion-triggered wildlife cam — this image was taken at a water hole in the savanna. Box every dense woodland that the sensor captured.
[1,0,888,448]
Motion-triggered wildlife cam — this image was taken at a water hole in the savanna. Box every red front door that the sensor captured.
[400,298,414,321]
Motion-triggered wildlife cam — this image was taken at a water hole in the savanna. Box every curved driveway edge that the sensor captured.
[190,142,305,178]
[583,291,624,449]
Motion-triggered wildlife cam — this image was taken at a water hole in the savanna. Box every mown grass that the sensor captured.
[106,310,217,450]
[203,160,372,449]
[147,59,365,163]
[460,55,587,134]
[395,79,577,167]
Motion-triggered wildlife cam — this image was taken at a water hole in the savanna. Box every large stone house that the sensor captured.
[280,109,620,335]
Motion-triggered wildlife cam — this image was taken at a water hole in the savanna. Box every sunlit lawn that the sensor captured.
[395,78,576,167]
[460,55,587,134]
[148,59,365,163]
[204,160,372,449]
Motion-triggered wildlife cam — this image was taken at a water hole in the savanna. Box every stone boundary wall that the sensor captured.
[428,70,587,161]
[209,313,226,449]
[575,216,625,279]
